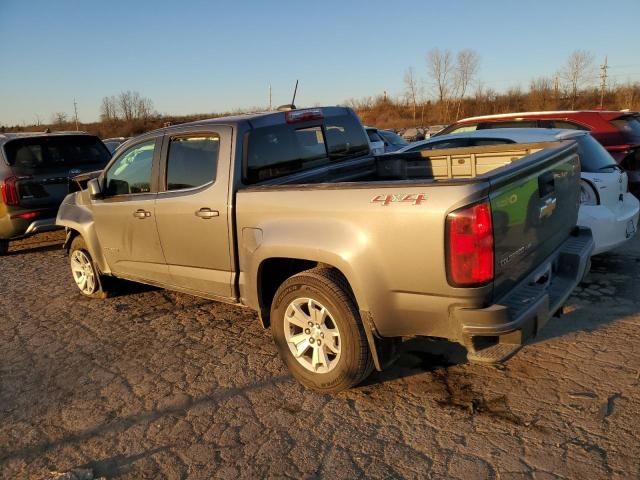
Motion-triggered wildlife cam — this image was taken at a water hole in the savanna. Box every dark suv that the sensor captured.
[0,132,110,254]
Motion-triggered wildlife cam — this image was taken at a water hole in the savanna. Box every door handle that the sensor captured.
[195,208,219,219]
[133,209,151,219]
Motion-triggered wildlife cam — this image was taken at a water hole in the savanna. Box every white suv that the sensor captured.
[400,128,640,255]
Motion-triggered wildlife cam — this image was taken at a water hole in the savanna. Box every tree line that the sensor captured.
[3,49,639,137]
[350,49,640,129]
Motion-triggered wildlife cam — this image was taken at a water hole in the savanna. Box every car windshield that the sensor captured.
[611,116,640,143]
[576,135,617,172]
[4,136,110,171]
[378,130,408,146]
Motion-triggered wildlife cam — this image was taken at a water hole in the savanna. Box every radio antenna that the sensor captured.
[291,80,299,106]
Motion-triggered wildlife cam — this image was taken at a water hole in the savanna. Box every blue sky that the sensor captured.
[1,0,640,125]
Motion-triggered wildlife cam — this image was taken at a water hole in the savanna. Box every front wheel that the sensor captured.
[0,239,8,256]
[271,268,374,393]
[69,236,111,298]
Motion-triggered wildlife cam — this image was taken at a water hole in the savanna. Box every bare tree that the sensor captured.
[51,112,68,126]
[404,67,419,123]
[562,50,595,109]
[114,91,155,122]
[426,48,454,122]
[135,96,154,120]
[528,77,555,110]
[453,49,480,119]
[100,95,119,122]
[118,91,136,121]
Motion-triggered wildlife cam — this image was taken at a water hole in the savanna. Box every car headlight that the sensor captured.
[580,179,599,205]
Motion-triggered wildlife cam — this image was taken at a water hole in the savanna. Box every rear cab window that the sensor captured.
[4,135,110,173]
[244,109,369,184]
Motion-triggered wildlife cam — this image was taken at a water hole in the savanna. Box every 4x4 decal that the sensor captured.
[371,193,427,206]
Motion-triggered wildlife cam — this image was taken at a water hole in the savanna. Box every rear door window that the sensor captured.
[165,135,220,190]
[4,136,110,172]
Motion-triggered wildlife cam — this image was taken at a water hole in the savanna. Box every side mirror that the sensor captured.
[88,178,103,199]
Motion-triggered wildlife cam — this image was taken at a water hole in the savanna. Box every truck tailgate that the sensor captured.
[489,141,581,299]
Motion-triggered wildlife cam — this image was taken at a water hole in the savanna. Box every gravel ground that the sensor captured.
[1,230,639,479]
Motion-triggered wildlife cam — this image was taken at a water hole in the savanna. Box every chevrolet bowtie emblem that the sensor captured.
[539,197,557,219]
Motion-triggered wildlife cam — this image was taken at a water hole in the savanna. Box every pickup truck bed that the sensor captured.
[56,106,593,392]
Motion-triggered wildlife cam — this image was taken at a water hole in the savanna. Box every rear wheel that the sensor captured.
[69,236,111,298]
[0,239,8,256]
[271,268,374,393]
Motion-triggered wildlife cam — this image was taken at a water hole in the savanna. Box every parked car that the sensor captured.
[425,124,447,138]
[0,132,111,255]
[102,137,129,155]
[364,127,385,155]
[400,127,425,142]
[56,106,592,392]
[437,110,640,190]
[399,128,639,255]
[376,129,408,152]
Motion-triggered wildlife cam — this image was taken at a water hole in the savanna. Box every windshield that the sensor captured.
[245,113,370,184]
[5,136,110,171]
[611,116,640,143]
[378,130,408,146]
[576,135,617,172]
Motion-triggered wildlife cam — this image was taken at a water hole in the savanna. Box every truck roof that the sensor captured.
[124,106,353,147]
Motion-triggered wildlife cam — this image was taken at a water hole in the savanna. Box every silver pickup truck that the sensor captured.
[57,106,593,392]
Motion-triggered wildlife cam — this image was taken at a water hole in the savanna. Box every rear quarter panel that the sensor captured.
[236,182,493,338]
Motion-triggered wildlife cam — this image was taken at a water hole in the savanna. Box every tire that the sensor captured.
[0,239,8,256]
[69,236,111,299]
[271,267,374,393]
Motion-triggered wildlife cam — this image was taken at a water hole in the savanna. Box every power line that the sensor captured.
[73,99,79,131]
[599,56,608,108]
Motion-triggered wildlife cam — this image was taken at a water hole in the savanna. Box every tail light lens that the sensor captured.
[10,211,40,220]
[1,176,19,206]
[446,201,494,286]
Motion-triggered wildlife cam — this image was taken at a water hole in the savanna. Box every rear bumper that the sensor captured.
[454,227,594,348]
[578,193,639,255]
[0,215,60,240]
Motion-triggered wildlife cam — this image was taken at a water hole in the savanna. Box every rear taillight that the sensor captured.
[446,201,494,286]
[285,108,324,123]
[10,211,40,220]
[1,176,19,206]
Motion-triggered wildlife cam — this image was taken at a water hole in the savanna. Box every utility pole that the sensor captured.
[269,84,272,111]
[599,56,608,109]
[73,99,79,131]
